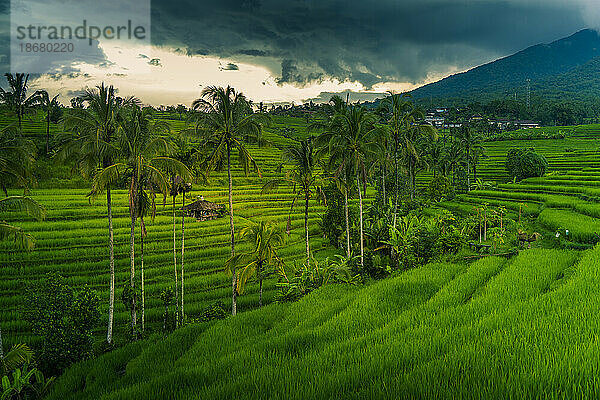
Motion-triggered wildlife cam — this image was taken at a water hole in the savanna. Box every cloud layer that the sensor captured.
[151,0,586,88]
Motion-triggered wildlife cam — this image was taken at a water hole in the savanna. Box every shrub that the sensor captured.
[275,255,361,302]
[23,273,100,376]
[196,301,228,323]
[436,227,466,254]
[427,175,455,202]
[505,148,548,181]
[320,182,358,249]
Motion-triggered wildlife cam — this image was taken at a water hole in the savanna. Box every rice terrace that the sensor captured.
[4,1,600,399]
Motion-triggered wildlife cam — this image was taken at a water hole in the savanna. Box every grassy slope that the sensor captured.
[0,113,354,347]
[47,246,600,399]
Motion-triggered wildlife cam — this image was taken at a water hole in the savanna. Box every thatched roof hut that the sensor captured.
[181,198,225,221]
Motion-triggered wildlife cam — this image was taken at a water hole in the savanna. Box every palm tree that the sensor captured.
[0,196,45,250]
[35,90,60,154]
[262,139,323,266]
[225,221,285,307]
[60,83,136,345]
[0,73,40,130]
[0,125,35,195]
[191,85,269,316]
[457,126,484,191]
[424,139,447,178]
[317,106,381,266]
[401,110,438,201]
[0,126,44,250]
[91,106,191,337]
[312,96,353,258]
[378,93,414,226]
[169,177,181,327]
[169,131,201,323]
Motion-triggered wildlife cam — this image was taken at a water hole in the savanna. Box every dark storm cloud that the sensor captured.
[151,0,586,87]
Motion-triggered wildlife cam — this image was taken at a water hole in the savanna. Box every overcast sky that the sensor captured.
[0,0,597,106]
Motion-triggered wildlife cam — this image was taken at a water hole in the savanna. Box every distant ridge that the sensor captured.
[409,29,600,102]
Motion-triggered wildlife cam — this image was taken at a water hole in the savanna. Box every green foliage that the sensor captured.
[0,344,33,377]
[275,255,360,302]
[436,226,466,254]
[320,182,357,248]
[427,175,455,202]
[505,148,548,181]
[22,273,100,376]
[1,364,54,400]
[45,248,600,400]
[195,301,228,323]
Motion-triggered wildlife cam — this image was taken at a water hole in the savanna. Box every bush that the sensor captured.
[505,148,548,181]
[196,301,228,322]
[320,182,357,249]
[275,255,361,302]
[427,175,455,202]
[23,273,100,376]
[436,227,466,254]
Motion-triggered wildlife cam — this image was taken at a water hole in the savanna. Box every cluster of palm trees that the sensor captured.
[0,73,61,154]
[0,72,488,346]
[57,83,193,341]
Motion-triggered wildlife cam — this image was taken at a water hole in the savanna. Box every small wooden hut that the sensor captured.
[181,198,225,221]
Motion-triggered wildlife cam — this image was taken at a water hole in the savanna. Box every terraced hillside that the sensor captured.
[0,113,337,348]
[434,125,600,246]
[46,247,600,399]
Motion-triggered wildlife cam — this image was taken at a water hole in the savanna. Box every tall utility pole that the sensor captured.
[526,79,531,109]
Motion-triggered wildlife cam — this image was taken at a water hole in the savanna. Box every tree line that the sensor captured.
[0,74,492,376]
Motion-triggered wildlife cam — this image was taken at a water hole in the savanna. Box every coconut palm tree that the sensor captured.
[168,130,202,324]
[317,106,382,267]
[191,85,269,316]
[35,90,59,154]
[59,83,136,345]
[225,221,285,307]
[0,125,44,250]
[312,96,354,258]
[91,106,191,337]
[0,196,45,250]
[262,138,324,266]
[400,110,438,201]
[0,73,40,130]
[457,126,484,191]
[0,125,35,195]
[378,93,414,226]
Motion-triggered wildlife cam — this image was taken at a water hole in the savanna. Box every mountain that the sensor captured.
[410,29,600,103]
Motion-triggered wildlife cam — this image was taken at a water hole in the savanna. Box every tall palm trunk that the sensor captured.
[344,188,350,258]
[129,187,137,338]
[381,165,386,205]
[409,160,415,201]
[466,146,471,192]
[181,194,185,321]
[393,139,399,229]
[304,192,310,266]
[140,219,145,332]
[0,325,4,359]
[172,193,179,327]
[46,111,51,154]
[259,276,263,307]
[227,142,237,316]
[106,189,115,344]
[356,172,364,267]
